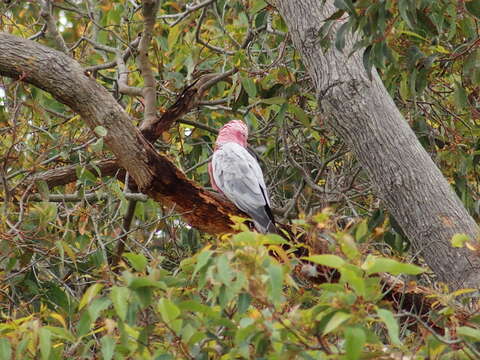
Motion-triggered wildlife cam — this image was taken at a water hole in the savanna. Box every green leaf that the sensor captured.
[77,311,92,337]
[123,252,148,272]
[377,309,401,346]
[289,104,309,125]
[345,327,366,360]
[399,74,410,100]
[167,25,181,50]
[237,293,252,314]
[465,0,480,19]
[192,250,213,278]
[128,277,167,290]
[78,283,104,311]
[110,286,129,321]
[340,268,365,297]
[94,125,108,137]
[362,45,373,80]
[178,300,218,317]
[261,96,286,104]
[261,233,289,245]
[133,287,153,308]
[334,0,356,14]
[275,102,288,123]
[0,338,12,360]
[457,326,480,340]
[451,233,470,248]
[241,77,257,98]
[303,254,345,269]
[100,335,116,360]
[362,255,425,275]
[325,9,345,21]
[43,326,76,342]
[355,220,368,241]
[216,254,233,284]
[268,263,283,303]
[398,0,415,29]
[158,298,181,324]
[335,21,351,51]
[454,81,468,108]
[88,297,111,322]
[323,311,352,334]
[90,137,104,154]
[36,180,50,200]
[15,338,28,360]
[251,0,268,13]
[39,328,52,360]
[338,234,360,260]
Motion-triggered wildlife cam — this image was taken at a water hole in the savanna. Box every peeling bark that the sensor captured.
[275,1,480,289]
[0,32,242,234]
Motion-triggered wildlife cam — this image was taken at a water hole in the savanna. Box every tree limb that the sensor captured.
[137,0,160,126]
[0,32,242,234]
[40,0,69,54]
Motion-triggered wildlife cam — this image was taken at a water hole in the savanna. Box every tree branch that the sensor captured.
[0,32,242,234]
[139,68,237,141]
[137,0,160,126]
[40,0,69,54]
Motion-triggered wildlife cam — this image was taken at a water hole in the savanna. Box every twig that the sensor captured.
[116,50,143,97]
[160,0,216,27]
[281,124,338,195]
[197,68,237,94]
[27,192,149,202]
[84,37,141,73]
[178,119,218,134]
[112,196,138,266]
[28,23,47,41]
[195,7,234,55]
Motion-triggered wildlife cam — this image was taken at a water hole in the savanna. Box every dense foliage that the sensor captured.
[0,0,479,358]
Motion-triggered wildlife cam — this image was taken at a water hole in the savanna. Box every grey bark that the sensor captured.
[276,0,480,289]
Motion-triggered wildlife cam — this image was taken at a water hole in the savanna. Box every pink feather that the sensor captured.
[209,120,249,192]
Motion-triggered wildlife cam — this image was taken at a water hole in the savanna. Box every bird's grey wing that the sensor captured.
[212,143,275,232]
[212,143,265,209]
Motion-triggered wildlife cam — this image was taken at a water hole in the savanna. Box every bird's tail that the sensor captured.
[251,205,277,234]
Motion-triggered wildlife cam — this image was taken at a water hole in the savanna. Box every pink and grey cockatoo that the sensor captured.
[208,120,276,233]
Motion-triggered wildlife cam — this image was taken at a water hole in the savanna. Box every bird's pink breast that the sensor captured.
[208,161,222,193]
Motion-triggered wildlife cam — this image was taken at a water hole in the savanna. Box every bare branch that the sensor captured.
[195,7,234,55]
[29,192,149,202]
[137,0,161,127]
[140,69,237,141]
[28,23,47,41]
[116,50,143,97]
[160,0,216,27]
[40,0,69,54]
[281,124,338,195]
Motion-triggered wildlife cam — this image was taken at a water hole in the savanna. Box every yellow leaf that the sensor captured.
[49,313,67,328]
[78,283,103,311]
[62,242,77,264]
[268,245,290,263]
[167,25,181,50]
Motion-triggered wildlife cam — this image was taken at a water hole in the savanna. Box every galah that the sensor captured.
[208,120,276,233]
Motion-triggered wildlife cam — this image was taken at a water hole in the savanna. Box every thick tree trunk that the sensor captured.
[0,33,242,234]
[276,0,480,289]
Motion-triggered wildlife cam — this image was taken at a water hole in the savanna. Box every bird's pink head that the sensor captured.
[215,120,249,148]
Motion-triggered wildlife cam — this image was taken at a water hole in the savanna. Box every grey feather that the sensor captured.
[212,142,276,233]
